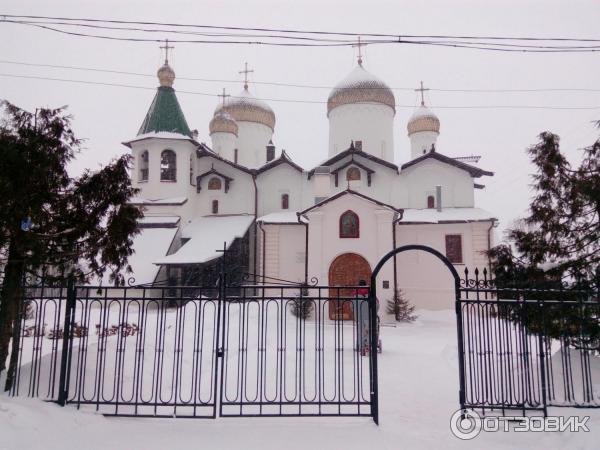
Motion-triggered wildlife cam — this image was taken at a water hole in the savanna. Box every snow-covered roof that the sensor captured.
[130,196,188,205]
[138,216,180,227]
[123,131,198,147]
[257,212,307,224]
[155,215,254,265]
[399,207,497,224]
[90,227,178,286]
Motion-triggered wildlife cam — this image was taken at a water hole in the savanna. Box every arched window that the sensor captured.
[208,177,222,190]
[139,150,149,181]
[346,167,361,181]
[427,195,435,209]
[160,150,177,181]
[281,193,289,210]
[212,200,219,214]
[339,210,359,238]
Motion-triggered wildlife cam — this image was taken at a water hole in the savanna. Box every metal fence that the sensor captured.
[457,268,600,416]
[10,277,377,420]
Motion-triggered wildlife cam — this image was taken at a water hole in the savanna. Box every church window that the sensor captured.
[189,155,194,185]
[339,210,359,238]
[212,200,219,214]
[427,195,435,209]
[160,150,177,181]
[208,177,222,190]
[346,167,361,181]
[281,193,289,210]
[445,234,463,264]
[234,148,239,164]
[139,150,149,181]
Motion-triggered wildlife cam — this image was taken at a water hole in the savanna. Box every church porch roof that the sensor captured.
[298,189,402,217]
[401,151,493,178]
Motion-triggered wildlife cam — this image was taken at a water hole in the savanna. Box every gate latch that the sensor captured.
[217,348,224,358]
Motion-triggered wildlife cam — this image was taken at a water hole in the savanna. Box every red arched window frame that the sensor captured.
[281,193,289,210]
[339,210,359,238]
[212,200,219,214]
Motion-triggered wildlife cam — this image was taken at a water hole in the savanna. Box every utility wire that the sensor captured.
[2,72,600,110]
[2,17,600,52]
[3,13,600,42]
[2,60,600,93]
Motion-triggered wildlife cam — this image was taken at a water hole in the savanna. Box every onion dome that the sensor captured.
[209,110,238,136]
[327,65,396,116]
[157,62,176,87]
[215,88,276,131]
[407,104,440,135]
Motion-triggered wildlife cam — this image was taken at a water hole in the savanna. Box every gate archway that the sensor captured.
[368,244,462,425]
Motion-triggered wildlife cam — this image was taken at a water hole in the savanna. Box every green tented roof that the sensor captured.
[137,86,192,137]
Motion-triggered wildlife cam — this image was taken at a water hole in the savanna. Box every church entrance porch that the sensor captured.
[328,253,372,320]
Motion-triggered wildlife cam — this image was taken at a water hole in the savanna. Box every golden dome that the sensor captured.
[157,63,175,87]
[215,88,276,130]
[407,105,440,135]
[209,111,238,136]
[327,65,396,116]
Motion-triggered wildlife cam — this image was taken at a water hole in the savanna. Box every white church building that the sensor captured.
[123,52,497,318]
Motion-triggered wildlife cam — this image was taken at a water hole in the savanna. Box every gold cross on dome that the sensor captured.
[352,36,367,66]
[415,81,430,106]
[218,88,230,107]
[239,62,254,90]
[160,39,174,64]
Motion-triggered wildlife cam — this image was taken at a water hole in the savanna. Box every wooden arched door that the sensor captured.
[328,253,371,320]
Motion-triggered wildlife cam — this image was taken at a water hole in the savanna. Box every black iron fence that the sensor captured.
[9,277,377,420]
[457,268,600,416]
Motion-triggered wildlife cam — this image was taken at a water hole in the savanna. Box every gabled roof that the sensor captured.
[256,150,304,174]
[196,143,255,175]
[196,166,234,193]
[307,143,399,178]
[137,86,192,137]
[298,189,403,216]
[400,151,493,178]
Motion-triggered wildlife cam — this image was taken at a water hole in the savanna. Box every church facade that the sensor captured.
[123,53,497,319]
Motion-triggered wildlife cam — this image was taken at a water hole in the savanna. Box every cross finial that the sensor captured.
[160,39,174,64]
[218,88,230,107]
[352,36,366,66]
[239,62,254,90]
[415,81,430,106]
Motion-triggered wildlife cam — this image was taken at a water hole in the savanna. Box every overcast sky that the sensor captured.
[2,0,599,239]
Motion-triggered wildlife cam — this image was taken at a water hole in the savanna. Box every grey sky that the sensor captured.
[2,0,599,238]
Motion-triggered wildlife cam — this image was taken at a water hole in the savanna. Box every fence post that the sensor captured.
[537,300,548,417]
[454,279,467,412]
[368,284,379,425]
[57,277,75,406]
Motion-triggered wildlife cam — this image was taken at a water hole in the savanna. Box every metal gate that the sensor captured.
[10,275,378,421]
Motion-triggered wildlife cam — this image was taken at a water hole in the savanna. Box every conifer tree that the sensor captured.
[0,101,143,390]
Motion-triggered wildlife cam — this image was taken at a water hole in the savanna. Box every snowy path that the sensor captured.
[1,310,599,450]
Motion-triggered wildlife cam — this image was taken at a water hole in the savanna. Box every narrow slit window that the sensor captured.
[212,200,219,214]
[281,193,289,210]
[139,150,149,181]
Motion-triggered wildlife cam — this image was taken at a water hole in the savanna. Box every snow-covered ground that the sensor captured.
[1,310,599,450]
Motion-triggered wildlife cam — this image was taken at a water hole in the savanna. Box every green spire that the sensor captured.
[137,85,192,137]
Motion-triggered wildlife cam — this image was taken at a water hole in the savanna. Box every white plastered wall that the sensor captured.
[328,103,395,162]
[394,220,494,310]
[236,121,273,168]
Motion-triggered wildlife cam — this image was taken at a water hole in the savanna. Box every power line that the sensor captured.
[2,59,600,94]
[2,72,600,110]
[3,14,600,42]
[2,16,600,52]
